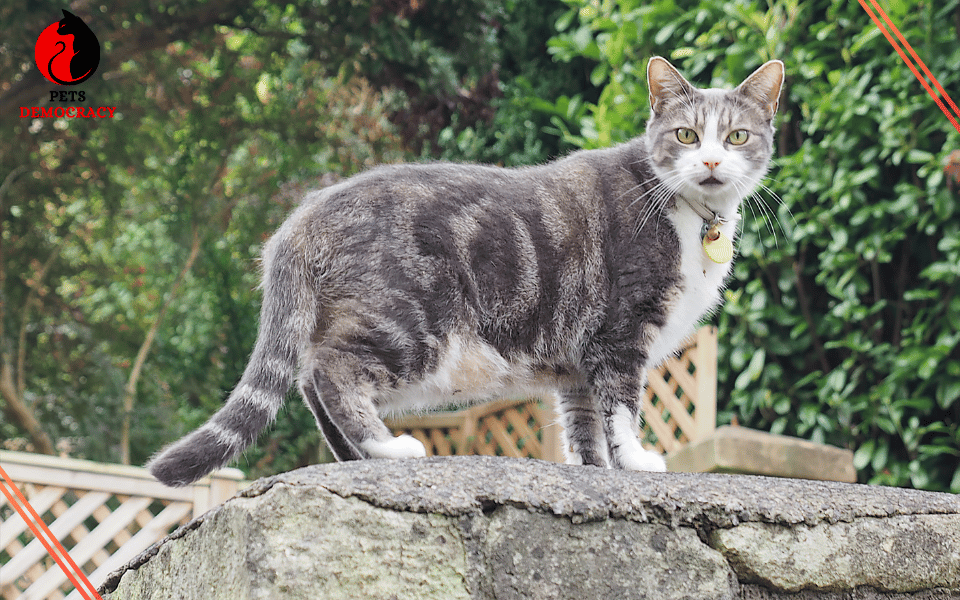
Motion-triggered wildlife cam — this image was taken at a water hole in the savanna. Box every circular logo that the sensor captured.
[35,10,100,86]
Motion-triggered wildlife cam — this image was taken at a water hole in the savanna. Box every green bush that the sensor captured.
[545,0,960,490]
[432,0,598,166]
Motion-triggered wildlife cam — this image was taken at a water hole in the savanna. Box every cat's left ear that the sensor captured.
[736,60,785,119]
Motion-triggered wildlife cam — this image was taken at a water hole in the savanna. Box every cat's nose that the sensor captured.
[703,160,721,170]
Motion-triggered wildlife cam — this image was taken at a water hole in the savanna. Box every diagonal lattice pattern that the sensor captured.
[0,452,242,600]
[389,326,718,460]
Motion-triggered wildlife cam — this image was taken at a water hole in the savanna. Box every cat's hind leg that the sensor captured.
[299,373,366,461]
[300,347,426,461]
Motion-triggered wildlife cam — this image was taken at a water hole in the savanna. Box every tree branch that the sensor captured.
[119,225,201,464]
[793,249,831,373]
[892,235,911,349]
[17,233,72,399]
[0,165,55,454]
[0,364,55,454]
[0,165,27,343]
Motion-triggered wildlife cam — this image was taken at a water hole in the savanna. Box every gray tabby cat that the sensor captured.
[148,56,784,486]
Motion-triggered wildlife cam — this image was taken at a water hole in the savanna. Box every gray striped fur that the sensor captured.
[148,57,783,486]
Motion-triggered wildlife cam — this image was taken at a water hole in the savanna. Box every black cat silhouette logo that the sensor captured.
[34,10,100,86]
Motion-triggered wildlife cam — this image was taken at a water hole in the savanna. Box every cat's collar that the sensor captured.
[687,200,733,264]
[683,198,735,264]
[684,198,728,227]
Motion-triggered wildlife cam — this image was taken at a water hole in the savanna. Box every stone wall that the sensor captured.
[101,456,960,599]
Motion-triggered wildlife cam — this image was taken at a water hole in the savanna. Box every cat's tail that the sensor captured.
[147,237,313,487]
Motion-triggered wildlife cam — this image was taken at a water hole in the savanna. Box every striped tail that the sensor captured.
[148,249,309,487]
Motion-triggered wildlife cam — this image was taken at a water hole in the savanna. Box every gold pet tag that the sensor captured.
[703,224,733,264]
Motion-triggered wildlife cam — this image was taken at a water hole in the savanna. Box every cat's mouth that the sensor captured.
[699,176,724,186]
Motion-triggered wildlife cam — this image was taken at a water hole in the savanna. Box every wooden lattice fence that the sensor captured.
[386,398,564,462]
[0,327,719,598]
[388,325,718,460]
[0,451,243,600]
[641,325,718,453]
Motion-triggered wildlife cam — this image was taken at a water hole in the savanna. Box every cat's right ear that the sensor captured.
[737,60,785,119]
[647,56,693,116]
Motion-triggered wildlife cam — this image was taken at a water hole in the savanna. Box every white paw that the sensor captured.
[607,406,667,471]
[360,434,427,459]
[620,448,667,472]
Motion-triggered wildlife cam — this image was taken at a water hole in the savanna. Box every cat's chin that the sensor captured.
[678,188,741,218]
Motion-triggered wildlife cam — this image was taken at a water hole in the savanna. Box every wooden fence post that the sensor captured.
[693,325,718,443]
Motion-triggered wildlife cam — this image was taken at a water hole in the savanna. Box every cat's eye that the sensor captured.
[727,130,749,145]
[676,128,698,144]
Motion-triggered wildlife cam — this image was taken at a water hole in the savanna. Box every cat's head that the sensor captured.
[57,10,80,32]
[643,57,784,217]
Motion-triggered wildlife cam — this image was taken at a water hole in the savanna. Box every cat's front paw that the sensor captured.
[360,434,428,459]
[617,448,667,472]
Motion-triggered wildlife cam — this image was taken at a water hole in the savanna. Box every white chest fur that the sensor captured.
[646,203,737,367]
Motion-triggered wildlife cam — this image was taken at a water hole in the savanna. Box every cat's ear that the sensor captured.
[647,57,694,116]
[737,60,784,119]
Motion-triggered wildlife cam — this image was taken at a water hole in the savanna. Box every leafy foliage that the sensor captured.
[0,0,583,477]
[431,0,598,166]
[546,0,960,490]
[5,0,960,491]
[2,1,406,472]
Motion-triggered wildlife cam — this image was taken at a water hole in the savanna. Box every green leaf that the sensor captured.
[871,441,889,472]
[735,349,766,391]
[853,440,874,471]
[937,381,960,409]
[555,8,577,32]
[951,469,960,494]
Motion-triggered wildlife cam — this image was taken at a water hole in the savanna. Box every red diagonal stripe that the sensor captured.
[0,464,103,600]
[866,0,960,121]
[858,0,960,135]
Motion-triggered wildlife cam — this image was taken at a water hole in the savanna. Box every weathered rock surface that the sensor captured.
[101,456,960,599]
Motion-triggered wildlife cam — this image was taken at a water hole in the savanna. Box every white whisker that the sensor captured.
[755,178,792,242]
[631,172,684,238]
